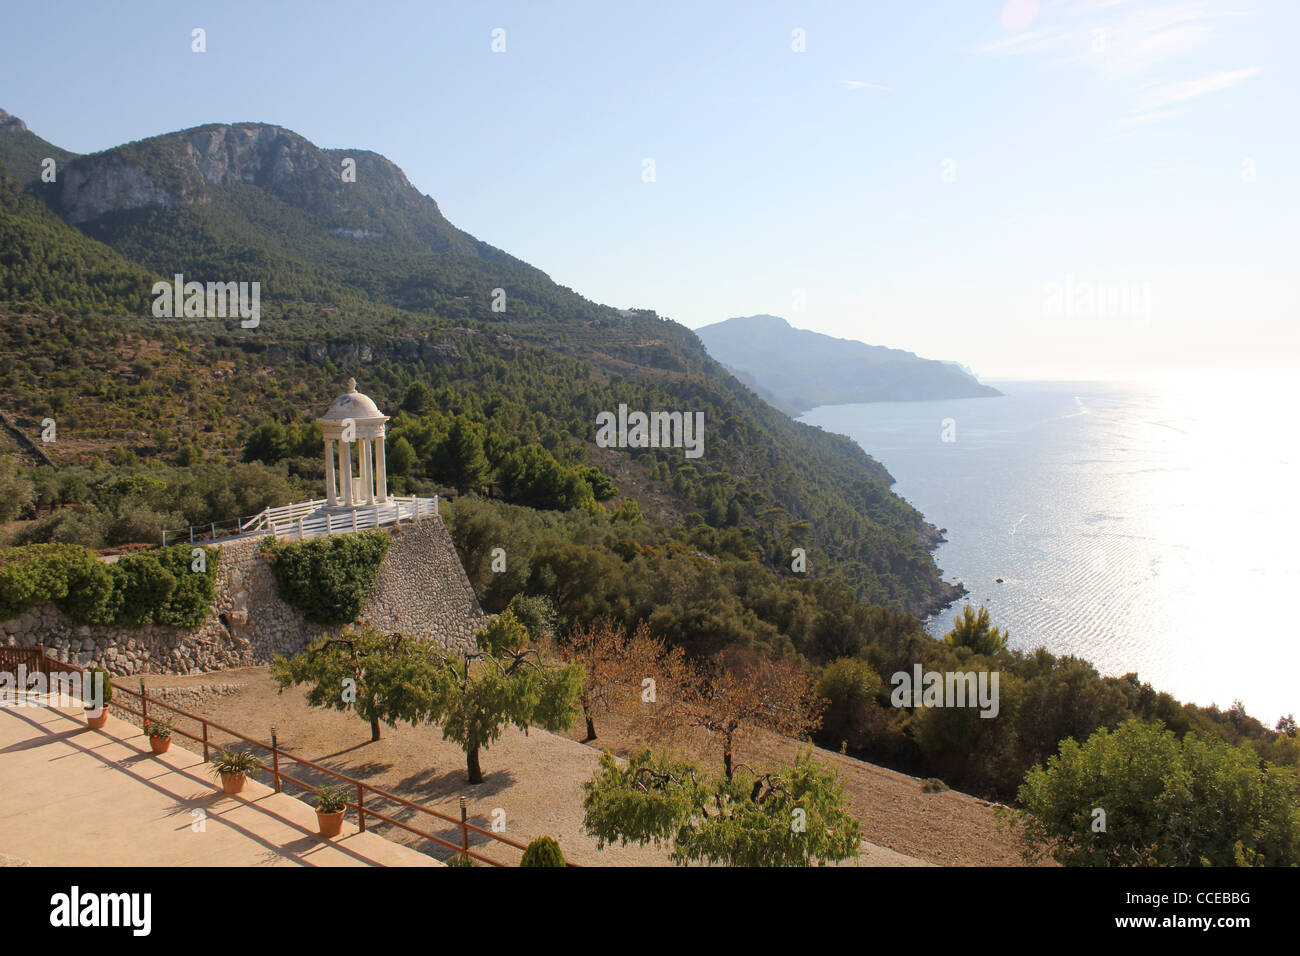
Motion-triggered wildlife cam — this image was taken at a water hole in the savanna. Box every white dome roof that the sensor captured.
[318,378,386,421]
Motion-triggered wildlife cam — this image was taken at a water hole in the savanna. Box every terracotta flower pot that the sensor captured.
[220,771,246,794]
[316,809,345,838]
[150,735,171,754]
[86,711,108,730]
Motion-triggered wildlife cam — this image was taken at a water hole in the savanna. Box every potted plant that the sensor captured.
[144,715,174,754]
[85,668,111,729]
[313,784,351,837]
[209,748,264,794]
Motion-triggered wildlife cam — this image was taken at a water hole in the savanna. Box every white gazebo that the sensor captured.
[318,378,391,508]
[162,380,439,545]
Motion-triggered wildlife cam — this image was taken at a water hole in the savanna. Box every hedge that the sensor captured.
[263,530,390,624]
[0,543,220,628]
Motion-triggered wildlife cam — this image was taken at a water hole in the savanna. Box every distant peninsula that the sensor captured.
[695,314,1002,415]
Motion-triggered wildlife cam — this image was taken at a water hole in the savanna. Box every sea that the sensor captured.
[800,373,1300,725]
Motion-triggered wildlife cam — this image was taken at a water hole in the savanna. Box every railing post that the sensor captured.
[271,727,281,792]
[189,527,194,545]
[202,722,209,762]
[210,522,216,540]
[358,785,366,832]
[351,511,357,533]
[460,795,468,857]
[326,513,333,536]
[140,680,148,727]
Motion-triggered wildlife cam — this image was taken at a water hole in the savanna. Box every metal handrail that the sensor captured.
[25,647,561,866]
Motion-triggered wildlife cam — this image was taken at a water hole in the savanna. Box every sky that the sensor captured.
[2,0,1297,380]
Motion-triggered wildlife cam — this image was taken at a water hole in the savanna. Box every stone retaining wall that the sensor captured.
[1,516,485,677]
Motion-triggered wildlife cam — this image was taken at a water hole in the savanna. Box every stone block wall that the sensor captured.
[0,515,485,676]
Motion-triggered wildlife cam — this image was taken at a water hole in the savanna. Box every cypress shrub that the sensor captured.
[519,835,566,867]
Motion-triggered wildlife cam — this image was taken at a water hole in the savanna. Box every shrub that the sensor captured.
[144,715,174,738]
[110,554,177,625]
[104,503,183,547]
[265,530,390,624]
[816,657,883,750]
[519,835,566,867]
[152,545,220,628]
[209,749,264,778]
[445,853,478,867]
[87,667,112,706]
[922,778,949,793]
[110,545,220,627]
[14,509,108,549]
[1016,719,1300,866]
[0,543,116,624]
[505,593,557,643]
[0,542,219,629]
[313,784,351,813]
[0,456,35,521]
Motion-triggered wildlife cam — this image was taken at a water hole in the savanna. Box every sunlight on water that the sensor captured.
[802,371,1300,725]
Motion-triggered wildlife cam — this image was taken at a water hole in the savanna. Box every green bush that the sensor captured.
[265,530,390,624]
[0,543,218,628]
[1016,719,1300,866]
[87,667,112,706]
[0,544,116,624]
[110,554,177,625]
[14,509,108,549]
[519,835,566,867]
[445,853,478,867]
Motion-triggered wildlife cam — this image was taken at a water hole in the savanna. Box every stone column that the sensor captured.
[323,439,337,505]
[361,439,375,504]
[375,434,388,504]
[340,439,354,507]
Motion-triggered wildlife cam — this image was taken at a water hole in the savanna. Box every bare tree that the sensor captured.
[675,654,822,780]
[549,618,686,742]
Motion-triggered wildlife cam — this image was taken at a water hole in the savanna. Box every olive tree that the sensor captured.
[582,747,862,866]
[425,610,585,783]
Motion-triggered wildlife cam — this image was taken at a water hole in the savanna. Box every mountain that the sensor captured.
[16,119,614,336]
[0,109,77,186]
[696,314,1001,415]
[0,110,962,617]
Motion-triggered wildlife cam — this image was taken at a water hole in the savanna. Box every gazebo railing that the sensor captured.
[162,495,438,546]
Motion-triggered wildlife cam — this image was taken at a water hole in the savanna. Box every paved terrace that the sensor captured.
[0,698,439,867]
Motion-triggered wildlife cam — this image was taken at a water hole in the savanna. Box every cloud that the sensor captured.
[1139,66,1262,110]
[1118,107,1189,127]
[978,0,1258,126]
[839,80,892,91]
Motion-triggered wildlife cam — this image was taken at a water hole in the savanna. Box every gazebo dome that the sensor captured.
[316,379,391,510]
[319,378,385,422]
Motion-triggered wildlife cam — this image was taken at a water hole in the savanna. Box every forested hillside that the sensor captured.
[0,112,959,616]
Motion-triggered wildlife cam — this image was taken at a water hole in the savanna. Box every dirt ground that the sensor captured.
[126,666,1035,867]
